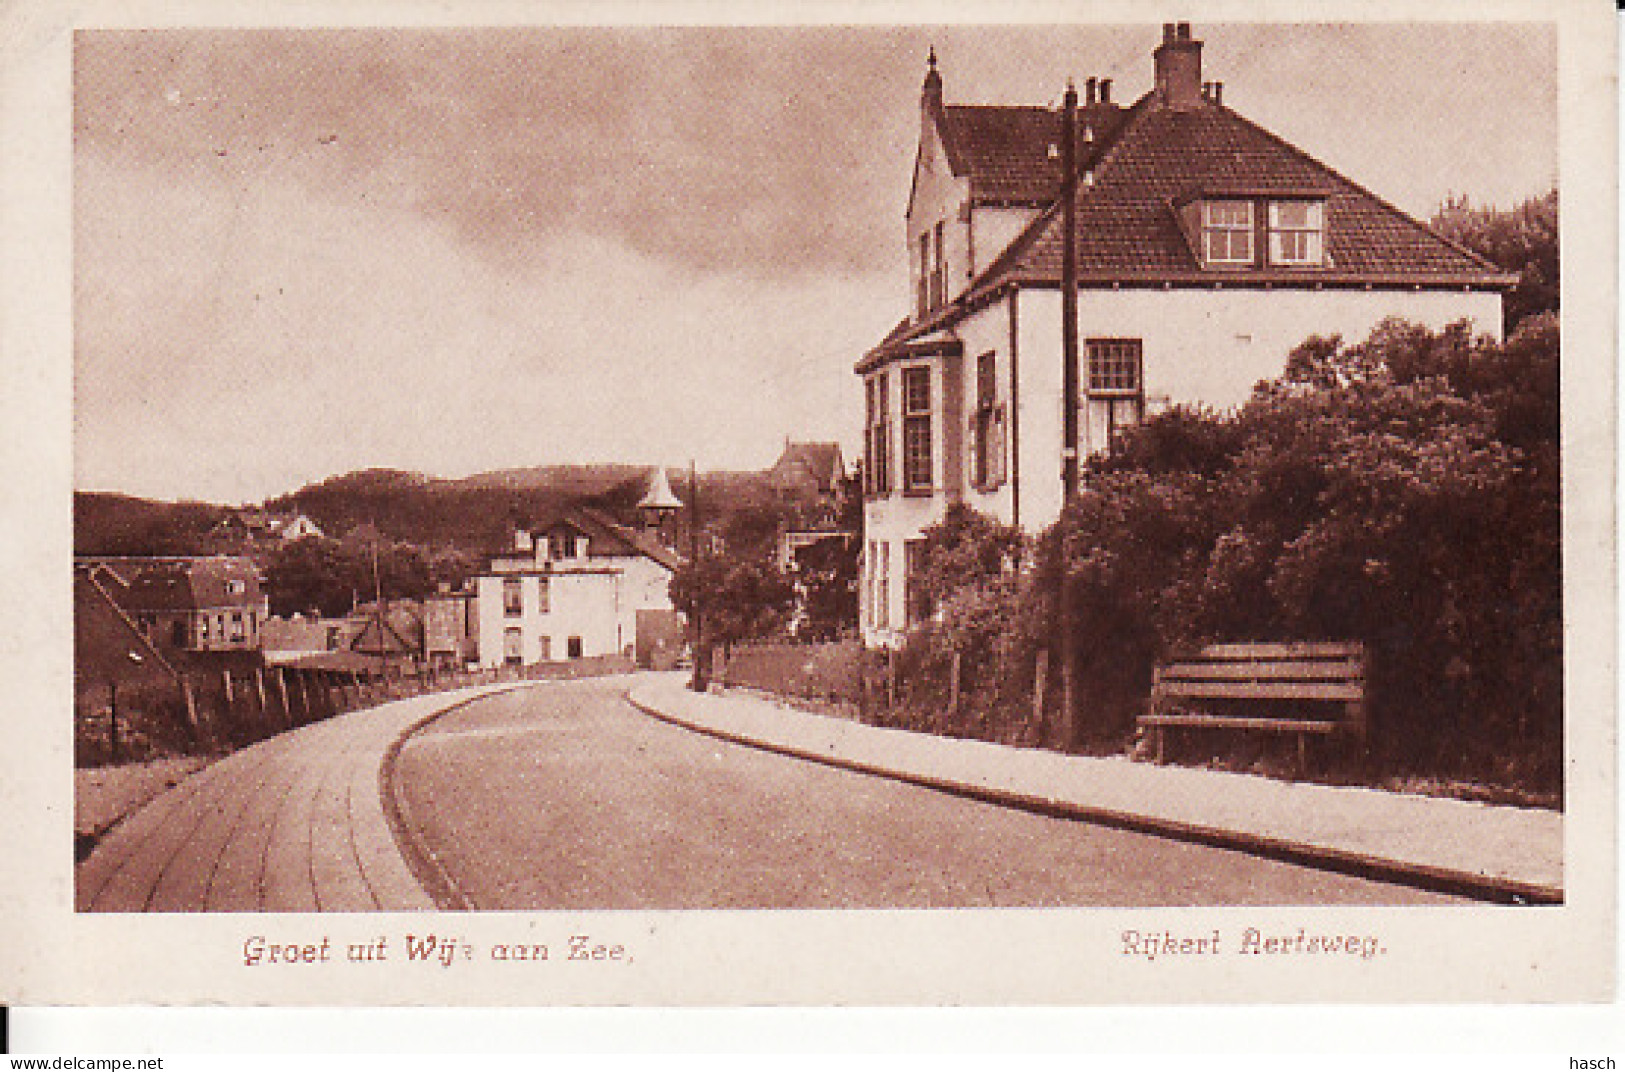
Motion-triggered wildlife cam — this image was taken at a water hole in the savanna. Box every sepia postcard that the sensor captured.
[0,0,1615,1010]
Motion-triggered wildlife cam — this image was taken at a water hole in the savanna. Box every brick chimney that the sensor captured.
[1153,22,1203,111]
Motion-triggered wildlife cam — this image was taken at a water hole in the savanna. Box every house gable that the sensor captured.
[979,100,1509,291]
[855,24,1514,648]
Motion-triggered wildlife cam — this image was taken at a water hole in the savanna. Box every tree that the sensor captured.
[792,534,858,641]
[669,553,796,655]
[1036,316,1562,782]
[264,533,437,618]
[909,503,1025,623]
[264,537,357,618]
[1431,188,1558,333]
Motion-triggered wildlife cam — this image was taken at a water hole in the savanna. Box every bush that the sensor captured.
[875,317,1563,795]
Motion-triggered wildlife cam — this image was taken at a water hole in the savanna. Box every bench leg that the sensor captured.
[1155,725,1165,765]
[1297,732,1307,777]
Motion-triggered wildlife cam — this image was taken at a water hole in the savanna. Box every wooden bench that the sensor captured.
[1140,642,1368,770]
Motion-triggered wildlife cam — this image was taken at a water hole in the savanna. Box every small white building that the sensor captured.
[855,24,1513,647]
[474,508,682,668]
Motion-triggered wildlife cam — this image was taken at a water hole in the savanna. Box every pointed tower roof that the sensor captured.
[637,467,683,512]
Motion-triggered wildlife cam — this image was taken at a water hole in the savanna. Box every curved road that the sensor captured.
[392,680,1463,909]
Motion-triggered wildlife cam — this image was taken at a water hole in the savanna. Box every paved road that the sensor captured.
[392,680,1464,909]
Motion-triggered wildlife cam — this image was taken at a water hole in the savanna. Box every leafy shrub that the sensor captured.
[879,316,1563,794]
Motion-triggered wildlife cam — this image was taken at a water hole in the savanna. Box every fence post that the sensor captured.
[886,650,897,711]
[181,679,201,741]
[220,671,236,741]
[274,668,290,727]
[948,651,962,725]
[107,681,120,764]
[254,668,271,730]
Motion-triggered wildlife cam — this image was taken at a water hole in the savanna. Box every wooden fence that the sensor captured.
[75,654,635,766]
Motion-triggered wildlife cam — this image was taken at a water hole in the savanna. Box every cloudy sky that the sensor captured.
[74,22,1556,504]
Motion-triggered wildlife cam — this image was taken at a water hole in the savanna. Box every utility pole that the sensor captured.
[688,459,708,692]
[1056,78,1081,752]
[371,525,386,689]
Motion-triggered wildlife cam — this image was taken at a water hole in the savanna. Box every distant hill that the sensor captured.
[445,463,647,495]
[76,461,805,559]
[74,492,228,556]
[266,463,673,552]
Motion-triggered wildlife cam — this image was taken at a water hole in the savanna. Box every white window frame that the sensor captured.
[1085,338,1146,453]
[972,351,1007,491]
[901,365,933,494]
[865,374,893,496]
[1202,200,1254,265]
[1268,200,1325,266]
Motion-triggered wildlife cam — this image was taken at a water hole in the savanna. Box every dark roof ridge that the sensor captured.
[944,102,1057,113]
[83,571,186,684]
[572,504,684,571]
[1215,104,1504,274]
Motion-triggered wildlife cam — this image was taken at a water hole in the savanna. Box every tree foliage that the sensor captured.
[263,535,436,618]
[668,551,796,652]
[884,317,1562,793]
[792,534,859,642]
[1431,188,1558,333]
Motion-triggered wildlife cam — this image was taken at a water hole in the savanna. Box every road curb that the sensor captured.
[378,684,537,912]
[626,687,1563,907]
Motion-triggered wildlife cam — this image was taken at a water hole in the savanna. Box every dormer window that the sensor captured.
[1202,200,1254,264]
[1268,200,1324,265]
[1190,196,1327,269]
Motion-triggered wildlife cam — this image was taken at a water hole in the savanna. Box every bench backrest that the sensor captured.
[1152,642,1367,704]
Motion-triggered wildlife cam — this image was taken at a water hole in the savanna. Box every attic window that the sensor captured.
[1268,201,1324,265]
[1201,200,1253,264]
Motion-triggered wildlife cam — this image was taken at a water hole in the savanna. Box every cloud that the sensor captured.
[75,27,924,283]
[74,147,886,501]
[72,24,1557,502]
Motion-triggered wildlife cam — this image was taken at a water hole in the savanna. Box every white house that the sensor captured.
[474,508,682,668]
[857,23,1513,647]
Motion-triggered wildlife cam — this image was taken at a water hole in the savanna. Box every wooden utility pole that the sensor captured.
[370,527,387,691]
[1056,78,1082,752]
[688,459,708,692]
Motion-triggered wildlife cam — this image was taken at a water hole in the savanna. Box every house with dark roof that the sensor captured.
[473,507,684,668]
[857,24,1513,646]
[768,441,846,498]
[113,556,269,655]
[74,566,187,691]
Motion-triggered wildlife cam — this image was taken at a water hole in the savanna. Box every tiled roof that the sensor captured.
[939,103,1127,205]
[771,442,845,492]
[974,97,1506,293]
[572,507,684,572]
[120,557,263,613]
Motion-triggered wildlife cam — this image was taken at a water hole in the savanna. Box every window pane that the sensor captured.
[904,415,932,489]
[1087,339,1143,394]
[1269,227,1322,264]
[1205,200,1251,227]
[1270,200,1322,229]
[903,366,930,413]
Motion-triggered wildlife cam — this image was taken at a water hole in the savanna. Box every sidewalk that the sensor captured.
[76,682,524,912]
[627,674,1564,904]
